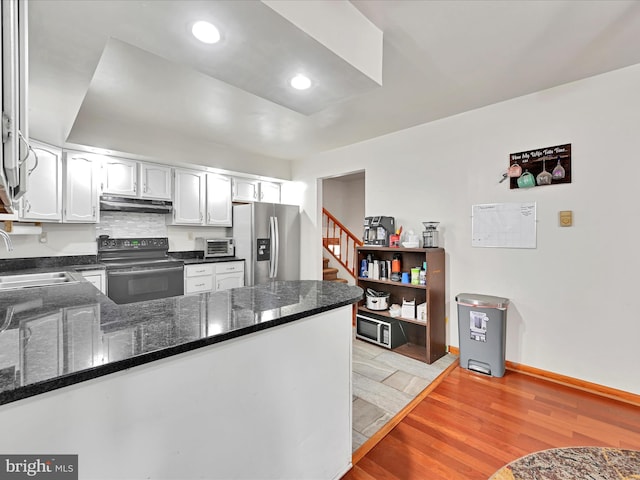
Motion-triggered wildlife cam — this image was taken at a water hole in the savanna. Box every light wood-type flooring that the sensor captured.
[343,366,640,480]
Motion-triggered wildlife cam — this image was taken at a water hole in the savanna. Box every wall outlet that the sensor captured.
[188,232,194,240]
[39,232,48,243]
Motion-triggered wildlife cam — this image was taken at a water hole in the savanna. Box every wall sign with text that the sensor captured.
[508,143,571,189]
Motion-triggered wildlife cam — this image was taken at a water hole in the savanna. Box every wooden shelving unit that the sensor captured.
[356,246,446,364]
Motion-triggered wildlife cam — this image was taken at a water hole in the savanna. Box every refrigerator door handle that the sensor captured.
[269,216,277,278]
[273,215,279,278]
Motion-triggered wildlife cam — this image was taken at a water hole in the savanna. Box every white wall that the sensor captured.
[322,174,365,238]
[293,63,640,395]
[0,223,98,258]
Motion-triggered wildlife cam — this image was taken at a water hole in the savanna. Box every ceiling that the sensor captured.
[28,0,640,162]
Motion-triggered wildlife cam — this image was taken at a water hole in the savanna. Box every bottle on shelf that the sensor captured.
[391,253,401,281]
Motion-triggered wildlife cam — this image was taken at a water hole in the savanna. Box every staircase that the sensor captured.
[322,207,362,280]
[323,257,348,283]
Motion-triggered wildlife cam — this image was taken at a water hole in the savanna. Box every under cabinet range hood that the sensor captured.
[99,195,173,214]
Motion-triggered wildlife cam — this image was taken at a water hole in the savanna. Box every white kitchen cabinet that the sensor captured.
[214,261,244,291]
[63,151,99,223]
[206,173,232,226]
[19,140,62,222]
[169,168,205,225]
[184,262,244,293]
[232,177,280,203]
[139,162,171,200]
[258,181,281,203]
[102,157,137,197]
[232,178,260,202]
[81,269,106,294]
[184,264,214,294]
[102,158,172,201]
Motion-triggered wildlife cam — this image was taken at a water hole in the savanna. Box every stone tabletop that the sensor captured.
[0,279,362,406]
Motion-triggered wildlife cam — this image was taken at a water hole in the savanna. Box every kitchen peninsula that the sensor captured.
[0,278,362,480]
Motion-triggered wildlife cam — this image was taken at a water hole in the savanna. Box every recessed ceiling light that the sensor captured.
[290,74,312,90]
[192,21,220,44]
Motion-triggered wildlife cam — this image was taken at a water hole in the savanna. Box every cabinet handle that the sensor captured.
[195,283,205,287]
[25,200,30,212]
[143,183,147,193]
[92,206,96,218]
[133,182,137,194]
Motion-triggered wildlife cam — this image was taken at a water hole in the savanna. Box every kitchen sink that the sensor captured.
[0,271,84,290]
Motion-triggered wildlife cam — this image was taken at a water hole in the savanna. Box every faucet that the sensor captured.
[0,229,13,251]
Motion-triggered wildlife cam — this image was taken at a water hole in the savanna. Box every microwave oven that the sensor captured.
[196,237,235,258]
[355,313,406,349]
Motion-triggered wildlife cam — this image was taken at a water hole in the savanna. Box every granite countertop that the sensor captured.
[0,279,362,406]
[180,257,244,265]
[0,252,245,274]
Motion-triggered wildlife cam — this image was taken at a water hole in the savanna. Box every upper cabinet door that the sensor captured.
[206,174,232,226]
[20,140,63,222]
[63,151,99,223]
[232,178,259,202]
[259,181,281,203]
[171,168,205,225]
[102,158,137,196]
[139,163,171,200]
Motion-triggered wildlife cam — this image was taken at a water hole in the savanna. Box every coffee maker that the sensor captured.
[363,216,395,246]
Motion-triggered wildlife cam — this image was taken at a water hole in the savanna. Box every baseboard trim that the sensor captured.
[447,345,640,407]
[351,357,459,465]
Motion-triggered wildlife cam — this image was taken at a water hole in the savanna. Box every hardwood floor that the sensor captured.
[342,366,640,479]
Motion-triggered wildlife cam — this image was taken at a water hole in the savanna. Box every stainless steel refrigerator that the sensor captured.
[232,202,300,286]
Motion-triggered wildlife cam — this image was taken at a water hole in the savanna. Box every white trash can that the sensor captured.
[456,293,509,377]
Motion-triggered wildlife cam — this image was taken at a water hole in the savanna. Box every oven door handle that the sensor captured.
[108,266,184,276]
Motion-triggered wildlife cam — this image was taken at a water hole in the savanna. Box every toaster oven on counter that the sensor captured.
[195,237,235,258]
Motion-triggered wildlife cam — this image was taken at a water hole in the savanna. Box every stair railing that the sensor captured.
[322,208,363,278]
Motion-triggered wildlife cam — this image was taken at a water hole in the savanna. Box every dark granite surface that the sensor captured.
[168,250,244,265]
[0,279,362,406]
[180,257,244,265]
[0,255,101,272]
[0,252,240,274]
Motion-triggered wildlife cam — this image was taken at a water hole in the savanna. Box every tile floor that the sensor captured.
[352,336,457,452]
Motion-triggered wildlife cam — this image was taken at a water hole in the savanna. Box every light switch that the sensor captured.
[559,210,573,227]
